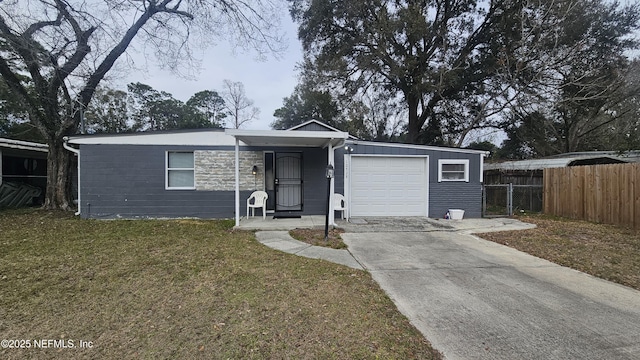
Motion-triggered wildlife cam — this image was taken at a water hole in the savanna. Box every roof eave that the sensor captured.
[225,129,349,148]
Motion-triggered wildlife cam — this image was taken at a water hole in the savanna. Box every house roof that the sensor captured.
[66,129,238,146]
[64,124,487,154]
[225,129,349,148]
[66,127,350,148]
[287,119,342,132]
[286,120,358,139]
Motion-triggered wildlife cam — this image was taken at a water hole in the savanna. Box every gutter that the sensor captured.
[62,137,81,216]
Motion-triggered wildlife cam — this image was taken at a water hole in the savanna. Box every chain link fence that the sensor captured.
[483,184,543,217]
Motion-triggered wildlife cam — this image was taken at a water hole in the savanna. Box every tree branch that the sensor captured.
[78,0,194,107]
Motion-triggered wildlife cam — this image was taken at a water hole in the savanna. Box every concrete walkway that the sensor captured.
[254,231,363,270]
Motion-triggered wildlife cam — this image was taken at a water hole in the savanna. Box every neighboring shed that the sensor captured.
[484,155,630,185]
[0,138,48,207]
[65,121,488,223]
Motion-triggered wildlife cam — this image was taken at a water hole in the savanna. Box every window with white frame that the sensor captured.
[166,151,195,189]
[438,159,469,182]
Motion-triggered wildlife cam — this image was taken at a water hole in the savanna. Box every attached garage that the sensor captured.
[348,155,429,217]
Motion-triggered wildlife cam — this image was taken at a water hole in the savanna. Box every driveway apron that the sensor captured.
[342,229,640,360]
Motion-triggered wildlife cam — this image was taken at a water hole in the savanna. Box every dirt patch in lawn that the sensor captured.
[478,214,640,291]
[289,227,347,249]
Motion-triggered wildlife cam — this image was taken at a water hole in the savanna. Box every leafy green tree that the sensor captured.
[273,63,403,139]
[610,59,640,151]
[291,0,528,144]
[128,83,165,131]
[128,82,212,131]
[344,87,404,141]
[291,0,640,148]
[0,77,44,142]
[500,2,640,156]
[272,82,341,130]
[466,140,498,159]
[186,90,226,128]
[85,88,130,134]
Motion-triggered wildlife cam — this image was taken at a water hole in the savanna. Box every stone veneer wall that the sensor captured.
[195,151,264,191]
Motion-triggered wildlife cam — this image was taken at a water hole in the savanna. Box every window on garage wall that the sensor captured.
[166,151,195,189]
[438,159,469,182]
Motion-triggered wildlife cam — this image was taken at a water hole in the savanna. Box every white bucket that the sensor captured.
[448,209,465,220]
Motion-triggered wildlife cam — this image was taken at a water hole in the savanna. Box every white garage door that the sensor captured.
[349,156,428,216]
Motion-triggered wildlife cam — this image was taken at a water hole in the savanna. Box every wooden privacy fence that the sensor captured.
[544,163,640,230]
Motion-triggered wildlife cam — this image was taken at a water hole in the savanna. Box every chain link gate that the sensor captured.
[483,184,543,217]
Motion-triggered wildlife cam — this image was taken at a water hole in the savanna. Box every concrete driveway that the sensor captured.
[342,220,640,360]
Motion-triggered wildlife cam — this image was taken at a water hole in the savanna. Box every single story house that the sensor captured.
[64,120,488,225]
[0,137,48,207]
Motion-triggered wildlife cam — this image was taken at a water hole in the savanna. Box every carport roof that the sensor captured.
[0,137,48,153]
[225,129,349,148]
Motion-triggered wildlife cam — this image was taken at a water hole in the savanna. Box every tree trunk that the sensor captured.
[407,95,421,144]
[43,138,73,210]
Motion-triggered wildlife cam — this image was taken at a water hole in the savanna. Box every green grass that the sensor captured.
[479,214,640,291]
[0,209,440,359]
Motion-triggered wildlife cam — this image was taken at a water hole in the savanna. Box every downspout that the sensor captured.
[62,137,81,216]
[480,151,489,183]
[328,142,335,226]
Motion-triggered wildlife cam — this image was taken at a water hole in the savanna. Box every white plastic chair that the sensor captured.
[333,193,346,220]
[247,191,269,219]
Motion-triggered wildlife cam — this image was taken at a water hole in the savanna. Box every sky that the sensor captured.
[121,13,303,131]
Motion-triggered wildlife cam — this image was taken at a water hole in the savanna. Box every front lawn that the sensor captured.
[0,209,440,359]
[479,214,640,291]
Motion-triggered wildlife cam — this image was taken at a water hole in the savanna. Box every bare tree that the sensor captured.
[222,79,260,129]
[0,0,284,209]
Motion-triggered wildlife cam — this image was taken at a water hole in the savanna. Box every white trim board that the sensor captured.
[346,140,489,155]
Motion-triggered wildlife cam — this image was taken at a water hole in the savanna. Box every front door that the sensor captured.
[274,152,303,211]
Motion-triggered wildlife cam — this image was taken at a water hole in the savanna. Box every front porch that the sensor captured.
[226,128,350,228]
[236,215,342,231]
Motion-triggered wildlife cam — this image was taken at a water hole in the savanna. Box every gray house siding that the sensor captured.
[334,147,345,195]
[80,144,245,219]
[429,182,482,218]
[428,150,483,218]
[79,144,331,219]
[335,142,483,218]
[300,147,330,215]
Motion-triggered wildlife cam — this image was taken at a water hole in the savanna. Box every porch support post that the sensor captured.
[328,142,335,226]
[235,138,240,227]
